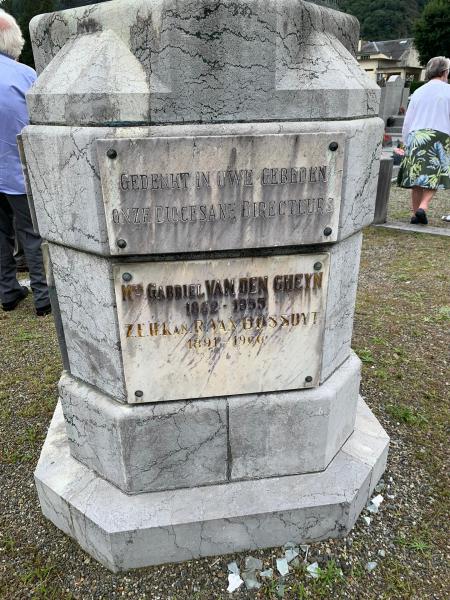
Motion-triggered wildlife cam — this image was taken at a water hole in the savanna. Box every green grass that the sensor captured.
[1,227,449,600]
[386,403,428,426]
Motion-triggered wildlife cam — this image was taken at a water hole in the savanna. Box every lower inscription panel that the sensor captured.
[114,254,329,403]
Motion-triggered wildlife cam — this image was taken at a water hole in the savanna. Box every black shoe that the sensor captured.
[1,286,29,312]
[36,303,52,317]
[410,216,420,224]
[415,208,428,224]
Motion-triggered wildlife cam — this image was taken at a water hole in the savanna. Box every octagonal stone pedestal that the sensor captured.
[35,398,388,572]
[27,0,389,572]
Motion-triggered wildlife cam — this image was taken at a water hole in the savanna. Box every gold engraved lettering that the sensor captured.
[304,273,312,289]
[122,285,134,301]
[162,322,172,335]
[126,324,134,337]
[314,272,323,288]
[137,324,144,337]
[255,316,267,328]
[280,315,290,327]
[242,317,253,330]
[268,316,277,328]
[149,322,159,336]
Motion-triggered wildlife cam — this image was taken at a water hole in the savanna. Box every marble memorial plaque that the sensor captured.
[98,133,344,255]
[114,253,329,403]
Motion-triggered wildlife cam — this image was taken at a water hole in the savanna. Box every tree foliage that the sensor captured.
[413,0,450,64]
[1,0,58,67]
[339,0,425,40]
[0,0,109,68]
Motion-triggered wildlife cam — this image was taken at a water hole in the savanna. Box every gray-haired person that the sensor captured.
[398,56,450,225]
[0,9,50,315]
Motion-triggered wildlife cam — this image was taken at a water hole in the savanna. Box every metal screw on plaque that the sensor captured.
[323,227,332,236]
[135,390,143,398]
[314,262,322,271]
[117,239,127,249]
[122,272,132,282]
[107,148,117,159]
[305,376,313,383]
[329,142,338,151]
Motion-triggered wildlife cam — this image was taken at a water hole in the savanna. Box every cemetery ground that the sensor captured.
[1,223,449,599]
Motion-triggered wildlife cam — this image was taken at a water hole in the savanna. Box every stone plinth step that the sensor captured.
[374,222,450,237]
[385,127,403,135]
[35,398,389,572]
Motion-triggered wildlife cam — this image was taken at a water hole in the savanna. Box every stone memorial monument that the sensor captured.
[23,0,389,572]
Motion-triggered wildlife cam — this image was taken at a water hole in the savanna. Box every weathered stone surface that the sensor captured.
[48,243,125,401]
[229,351,360,480]
[22,119,382,255]
[48,235,359,401]
[35,397,389,572]
[115,253,330,403]
[60,373,228,493]
[59,352,359,493]
[321,231,362,382]
[98,132,345,254]
[28,1,379,125]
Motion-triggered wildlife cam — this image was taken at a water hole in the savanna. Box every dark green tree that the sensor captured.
[339,0,424,40]
[414,0,450,64]
[1,0,58,67]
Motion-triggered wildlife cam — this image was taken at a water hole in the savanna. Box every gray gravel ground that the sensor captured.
[0,226,449,599]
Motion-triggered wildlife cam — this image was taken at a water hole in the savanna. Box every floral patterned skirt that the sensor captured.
[397,129,450,189]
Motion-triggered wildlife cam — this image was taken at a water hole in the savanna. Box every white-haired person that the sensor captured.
[0,9,50,315]
[398,56,450,225]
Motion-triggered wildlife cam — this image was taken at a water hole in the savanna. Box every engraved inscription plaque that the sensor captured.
[98,133,344,255]
[114,253,330,403]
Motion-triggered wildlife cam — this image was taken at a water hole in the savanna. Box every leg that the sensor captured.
[8,194,50,310]
[411,187,422,213]
[0,193,24,304]
[418,188,436,211]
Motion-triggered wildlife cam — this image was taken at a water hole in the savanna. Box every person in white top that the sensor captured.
[398,56,450,225]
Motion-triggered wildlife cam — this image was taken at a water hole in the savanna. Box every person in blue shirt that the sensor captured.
[0,9,50,315]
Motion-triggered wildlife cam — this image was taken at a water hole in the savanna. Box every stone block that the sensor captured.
[28,1,379,125]
[229,352,360,479]
[60,373,228,493]
[59,352,359,492]
[35,397,389,572]
[47,234,360,401]
[321,231,362,381]
[22,119,382,255]
[48,243,125,400]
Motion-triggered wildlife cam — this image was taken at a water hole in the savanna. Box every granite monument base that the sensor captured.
[35,399,388,572]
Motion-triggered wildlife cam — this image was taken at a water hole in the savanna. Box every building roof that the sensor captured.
[358,39,413,61]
